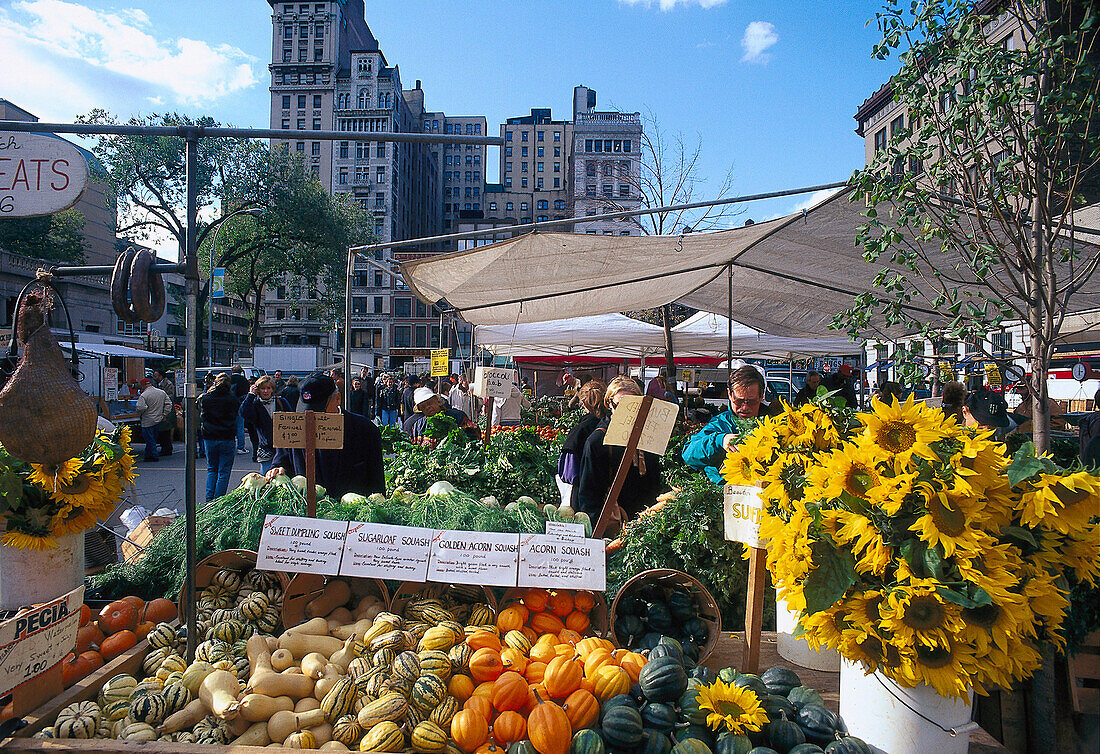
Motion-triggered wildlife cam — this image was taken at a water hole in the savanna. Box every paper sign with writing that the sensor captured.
[545,520,585,540]
[724,485,766,548]
[0,132,89,218]
[427,530,520,587]
[472,366,515,399]
[0,586,83,697]
[342,522,433,581]
[604,396,680,456]
[518,534,606,591]
[430,349,450,378]
[273,412,345,449]
[104,367,118,401]
[257,515,349,575]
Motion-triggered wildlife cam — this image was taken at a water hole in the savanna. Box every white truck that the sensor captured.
[252,345,328,375]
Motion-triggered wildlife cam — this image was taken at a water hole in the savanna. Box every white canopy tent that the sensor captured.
[670,311,863,359]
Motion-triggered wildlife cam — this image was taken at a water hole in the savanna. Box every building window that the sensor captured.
[620,230,631,235]
[338,168,347,184]
[537,199,548,210]
[586,183,595,197]
[313,94,322,109]
[373,270,383,286]
[276,308,285,320]
[623,140,631,153]
[537,131,544,142]
[414,326,428,348]
[375,192,385,207]
[521,131,528,142]
[520,202,529,211]
[299,23,308,36]
[890,115,905,140]
[376,167,385,183]
[393,325,411,347]
[602,184,613,197]
[284,24,293,39]
[504,178,512,188]
[314,47,323,61]
[297,118,305,129]
[488,202,497,211]
[521,146,528,157]
[619,184,630,196]
[281,94,291,109]
[312,118,321,130]
[505,146,512,157]
[537,162,544,172]
[521,178,528,188]
[394,298,412,318]
[554,199,565,210]
[537,146,544,157]
[281,118,290,129]
[310,165,319,178]
[352,296,368,315]
[874,127,887,153]
[553,178,559,188]
[376,143,385,157]
[297,94,306,109]
[339,141,348,158]
[374,297,383,314]
[506,202,514,211]
[296,141,305,153]
[311,141,320,156]
[554,131,561,142]
[536,177,543,188]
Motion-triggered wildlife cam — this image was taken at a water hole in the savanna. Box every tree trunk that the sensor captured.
[661,304,676,387]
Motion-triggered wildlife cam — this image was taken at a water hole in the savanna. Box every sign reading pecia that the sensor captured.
[0,132,89,218]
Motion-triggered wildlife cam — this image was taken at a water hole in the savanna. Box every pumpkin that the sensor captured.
[523,589,550,612]
[529,640,557,665]
[592,665,631,702]
[491,671,528,712]
[562,688,598,731]
[786,687,825,710]
[714,732,753,754]
[100,629,138,661]
[462,695,493,723]
[61,652,97,688]
[492,710,526,744]
[451,708,489,752]
[789,745,826,754]
[53,701,100,739]
[501,647,528,675]
[823,738,871,754]
[75,623,105,654]
[543,656,583,699]
[525,661,547,684]
[449,674,476,702]
[529,612,566,636]
[641,731,674,754]
[600,704,644,749]
[467,632,503,653]
[98,600,139,635]
[618,652,646,683]
[582,649,615,678]
[547,592,574,617]
[496,605,528,633]
[558,630,583,647]
[527,689,570,754]
[469,648,505,683]
[641,702,678,732]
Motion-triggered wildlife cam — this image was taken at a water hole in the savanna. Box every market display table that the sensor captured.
[711,632,1008,753]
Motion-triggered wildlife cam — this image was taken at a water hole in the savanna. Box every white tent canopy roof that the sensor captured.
[670,311,862,358]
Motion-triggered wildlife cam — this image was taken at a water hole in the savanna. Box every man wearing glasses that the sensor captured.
[682,365,780,484]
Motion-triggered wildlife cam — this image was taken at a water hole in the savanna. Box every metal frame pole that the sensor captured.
[182,132,200,663]
[344,246,353,410]
[727,264,733,386]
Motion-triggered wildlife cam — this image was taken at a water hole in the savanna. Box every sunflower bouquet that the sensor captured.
[0,425,136,550]
[723,395,1100,699]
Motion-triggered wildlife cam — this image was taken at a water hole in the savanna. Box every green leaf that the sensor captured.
[937,584,992,610]
[803,538,857,614]
[1007,442,1045,486]
[1001,525,1039,548]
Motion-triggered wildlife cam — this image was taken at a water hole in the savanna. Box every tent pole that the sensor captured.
[727,264,733,386]
[344,245,353,409]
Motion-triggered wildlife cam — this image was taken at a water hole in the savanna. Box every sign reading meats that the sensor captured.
[0,132,90,218]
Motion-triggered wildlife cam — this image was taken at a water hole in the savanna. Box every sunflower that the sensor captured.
[759,452,806,511]
[1021,569,1070,646]
[798,602,852,653]
[116,453,138,485]
[955,543,1022,603]
[25,458,81,491]
[0,529,58,551]
[950,432,1006,497]
[909,486,987,557]
[695,679,769,734]
[880,581,964,648]
[50,504,99,537]
[49,472,107,512]
[806,442,887,503]
[859,394,951,468]
[721,428,777,486]
[959,590,1032,655]
[830,510,892,576]
[1060,529,1100,586]
[847,629,904,674]
[1018,471,1100,536]
[897,635,976,699]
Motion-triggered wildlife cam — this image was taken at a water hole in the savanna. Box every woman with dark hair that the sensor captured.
[556,380,607,500]
[199,373,240,501]
[941,381,967,425]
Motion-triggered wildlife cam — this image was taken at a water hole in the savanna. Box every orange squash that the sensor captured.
[592,664,631,701]
[543,656,583,699]
[562,688,599,731]
[142,598,177,624]
[523,588,550,612]
[583,648,616,678]
[564,611,590,634]
[463,695,494,723]
[467,631,503,653]
[495,604,528,633]
[529,612,565,636]
[469,647,505,684]
[528,640,557,665]
[61,652,95,688]
[134,621,155,640]
[618,651,647,683]
[472,680,496,699]
[579,677,596,695]
[490,671,528,713]
[520,626,538,644]
[558,629,583,646]
[573,591,596,613]
[491,710,526,744]
[449,674,476,703]
[451,708,489,752]
[97,600,138,635]
[527,688,570,754]
[546,592,574,618]
[500,647,528,675]
[99,629,137,661]
[78,604,91,627]
[75,623,104,654]
[574,637,604,660]
[524,661,547,684]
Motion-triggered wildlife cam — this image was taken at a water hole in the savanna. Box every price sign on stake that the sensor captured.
[724,484,767,673]
[257,515,349,575]
[273,411,344,516]
[472,366,515,399]
[604,395,679,456]
[518,534,605,591]
[427,530,520,587]
[0,585,83,709]
[342,522,433,581]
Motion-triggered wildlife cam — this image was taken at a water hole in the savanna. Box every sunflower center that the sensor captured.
[843,465,876,497]
[928,495,966,536]
[1052,484,1089,507]
[914,642,955,669]
[903,594,946,631]
[878,420,917,452]
[788,415,806,433]
[714,699,747,718]
[962,602,1001,629]
[56,475,92,495]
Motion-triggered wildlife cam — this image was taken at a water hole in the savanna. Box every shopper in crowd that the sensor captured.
[646,372,675,402]
[267,373,385,497]
[557,379,607,491]
[875,380,906,406]
[1009,383,1067,434]
[377,373,402,426]
[135,377,171,462]
[403,386,480,442]
[962,387,1013,437]
[349,376,369,417]
[272,370,286,393]
[683,365,781,484]
[239,375,292,474]
[401,374,421,420]
[150,369,177,456]
[358,368,375,417]
[229,365,250,455]
[794,371,822,406]
[1079,388,1100,467]
[280,375,300,410]
[152,369,176,398]
[199,373,241,501]
[491,380,532,427]
[329,367,345,398]
[449,373,476,417]
[572,377,663,528]
[941,381,967,425]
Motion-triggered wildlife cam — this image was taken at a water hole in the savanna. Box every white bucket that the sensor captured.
[776,596,841,671]
[0,532,83,611]
[839,658,975,754]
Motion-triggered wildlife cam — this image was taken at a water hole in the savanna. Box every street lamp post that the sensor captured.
[208,207,263,366]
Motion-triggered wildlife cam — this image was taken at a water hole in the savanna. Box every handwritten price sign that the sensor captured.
[473,366,515,399]
[604,396,679,456]
[0,586,83,697]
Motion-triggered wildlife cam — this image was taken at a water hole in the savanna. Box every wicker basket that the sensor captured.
[281,574,389,629]
[177,549,289,622]
[499,587,610,638]
[389,581,498,623]
[609,568,721,663]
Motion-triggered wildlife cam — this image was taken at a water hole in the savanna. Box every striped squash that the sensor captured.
[119,722,157,741]
[97,674,138,707]
[321,677,358,722]
[503,630,533,655]
[428,696,459,728]
[411,720,447,753]
[160,683,193,715]
[141,647,173,677]
[101,698,131,722]
[411,674,448,712]
[359,720,404,752]
[146,623,178,651]
[331,714,362,747]
[418,650,452,681]
[53,701,100,739]
[210,568,242,592]
[356,692,408,728]
[392,651,421,683]
[211,619,248,643]
[467,604,493,627]
[128,692,167,725]
[418,625,456,653]
[448,644,472,674]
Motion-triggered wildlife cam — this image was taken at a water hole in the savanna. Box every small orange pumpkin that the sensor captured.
[619,651,647,683]
[573,591,596,613]
[449,674,476,702]
[463,695,494,723]
[543,656,583,699]
[529,612,565,636]
[523,588,550,612]
[99,629,137,661]
[524,661,547,684]
[467,631,502,653]
[492,710,527,744]
[527,689,570,754]
[495,604,528,633]
[592,664,631,701]
[500,647,528,675]
[583,648,616,678]
[490,671,528,713]
[562,688,599,731]
[470,647,505,684]
[558,629,583,646]
[547,592,574,618]
[522,683,548,716]
[451,708,489,752]
[528,640,557,665]
[564,611,590,634]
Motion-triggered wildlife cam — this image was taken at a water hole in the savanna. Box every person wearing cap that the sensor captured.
[401,374,421,421]
[402,386,480,442]
[266,373,385,497]
[682,365,781,485]
[962,387,1014,436]
[135,377,171,462]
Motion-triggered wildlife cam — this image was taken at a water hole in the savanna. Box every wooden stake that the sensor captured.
[304,410,317,517]
[593,395,653,538]
[743,546,767,673]
[483,397,495,444]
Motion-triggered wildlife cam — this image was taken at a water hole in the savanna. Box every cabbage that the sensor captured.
[342,492,367,505]
[428,480,456,496]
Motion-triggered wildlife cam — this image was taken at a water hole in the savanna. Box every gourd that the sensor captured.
[527,689,571,754]
[733,675,769,699]
[767,711,807,752]
[200,669,243,719]
[285,723,317,749]
[320,742,350,751]
[269,709,326,744]
[297,697,322,713]
[823,738,871,754]
[98,674,138,707]
[320,677,358,721]
[271,648,297,671]
[420,650,453,680]
[357,692,408,728]
[158,698,208,733]
[330,636,359,673]
[492,710,526,744]
[592,664,631,701]
[411,719,448,752]
[412,673,449,711]
[641,702,679,732]
[53,701,100,739]
[714,732,753,754]
[180,660,215,694]
[281,631,344,658]
[310,721,334,745]
[249,654,315,698]
[570,728,606,754]
[120,721,158,741]
[490,671,528,712]
[359,720,404,752]
[679,686,708,726]
[240,693,295,722]
[306,579,352,619]
[331,714,362,747]
[795,705,844,746]
[761,667,802,697]
[638,657,688,703]
[788,745,825,754]
[160,682,193,715]
[429,696,459,728]
[640,731,674,754]
[314,664,344,700]
[450,707,489,752]
[670,741,713,754]
[128,691,168,724]
[600,704,644,749]
[232,721,272,746]
[562,688,598,731]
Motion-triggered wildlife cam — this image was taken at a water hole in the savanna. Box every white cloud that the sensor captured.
[740,20,778,63]
[763,189,837,221]
[0,0,258,117]
[618,0,728,11]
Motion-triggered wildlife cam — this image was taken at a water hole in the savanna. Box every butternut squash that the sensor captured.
[326,607,354,626]
[227,715,253,737]
[329,637,358,674]
[279,632,343,659]
[319,741,349,751]
[249,657,315,699]
[268,708,326,743]
[240,694,294,722]
[283,617,331,637]
[331,619,372,641]
[305,580,351,619]
[199,669,242,720]
[313,665,342,701]
[157,698,207,734]
[301,652,329,680]
[270,649,296,672]
[294,697,321,713]
[231,721,271,747]
[247,635,271,672]
[309,721,333,745]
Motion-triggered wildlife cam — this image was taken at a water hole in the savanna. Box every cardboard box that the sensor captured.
[121,515,173,562]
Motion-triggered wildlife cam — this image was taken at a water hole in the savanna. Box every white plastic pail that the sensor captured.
[0,532,83,611]
[775,596,841,671]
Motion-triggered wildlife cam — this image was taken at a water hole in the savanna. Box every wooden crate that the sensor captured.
[1069,629,1100,715]
[120,516,173,562]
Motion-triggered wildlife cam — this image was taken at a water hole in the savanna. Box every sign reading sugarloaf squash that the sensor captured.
[0,132,89,218]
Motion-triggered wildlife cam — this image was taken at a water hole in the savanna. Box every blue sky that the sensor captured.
[1,0,897,222]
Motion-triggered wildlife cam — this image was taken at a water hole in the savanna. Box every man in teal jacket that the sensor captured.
[683,365,779,484]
